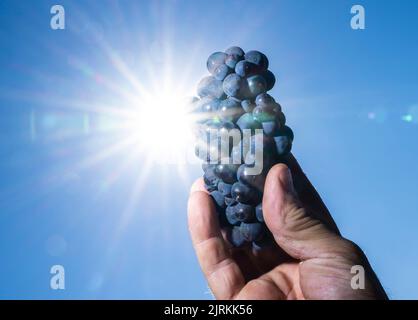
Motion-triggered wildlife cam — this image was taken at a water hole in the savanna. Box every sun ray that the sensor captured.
[105,156,154,256]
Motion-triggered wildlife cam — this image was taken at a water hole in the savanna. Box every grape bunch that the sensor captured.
[190,47,294,249]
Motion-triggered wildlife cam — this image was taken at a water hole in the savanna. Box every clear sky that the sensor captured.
[0,0,418,299]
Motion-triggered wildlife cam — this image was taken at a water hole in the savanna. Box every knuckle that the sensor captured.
[336,238,365,263]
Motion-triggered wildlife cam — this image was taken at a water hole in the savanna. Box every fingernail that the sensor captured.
[279,167,295,194]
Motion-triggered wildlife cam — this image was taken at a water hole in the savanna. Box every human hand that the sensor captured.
[188,154,388,299]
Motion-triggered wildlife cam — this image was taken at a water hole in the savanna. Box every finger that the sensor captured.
[283,153,340,234]
[188,179,245,299]
[263,164,344,260]
[190,178,208,194]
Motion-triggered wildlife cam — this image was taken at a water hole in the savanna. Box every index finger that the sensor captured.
[188,178,245,299]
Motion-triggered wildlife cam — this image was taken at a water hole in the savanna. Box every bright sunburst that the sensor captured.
[127,88,195,163]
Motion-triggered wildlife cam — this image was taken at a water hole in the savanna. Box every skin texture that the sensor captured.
[188,154,388,300]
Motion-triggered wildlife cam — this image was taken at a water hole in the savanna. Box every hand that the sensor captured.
[188,154,388,300]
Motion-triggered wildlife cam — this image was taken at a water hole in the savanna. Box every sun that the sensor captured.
[125,89,196,164]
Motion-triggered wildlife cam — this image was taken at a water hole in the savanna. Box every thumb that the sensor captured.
[263,164,348,261]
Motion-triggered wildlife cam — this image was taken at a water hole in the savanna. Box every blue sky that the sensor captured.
[0,0,418,299]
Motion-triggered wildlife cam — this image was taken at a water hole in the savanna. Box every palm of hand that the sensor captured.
[220,240,358,300]
[221,243,304,300]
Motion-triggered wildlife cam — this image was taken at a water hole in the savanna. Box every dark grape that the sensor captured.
[203,172,218,192]
[229,226,246,247]
[244,50,269,71]
[236,113,262,132]
[224,196,236,206]
[196,97,221,119]
[240,222,264,242]
[246,75,267,97]
[210,190,226,210]
[235,60,257,77]
[273,125,294,155]
[225,204,239,225]
[234,202,255,222]
[255,203,264,222]
[262,121,279,136]
[197,76,225,99]
[207,52,227,74]
[215,163,239,184]
[225,46,245,57]
[231,182,261,205]
[214,64,232,81]
[218,181,232,196]
[255,93,275,106]
[225,55,243,69]
[226,202,255,225]
[262,70,276,91]
[223,73,242,97]
[225,47,245,69]
[241,99,256,113]
[237,164,266,191]
[252,102,281,123]
[218,98,244,122]
[203,164,218,183]
[202,163,216,175]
